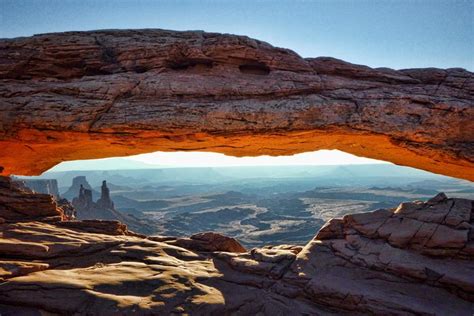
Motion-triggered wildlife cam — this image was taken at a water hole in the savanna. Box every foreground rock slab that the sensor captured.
[283,193,474,314]
[0,221,329,315]
[0,194,473,315]
[0,29,473,180]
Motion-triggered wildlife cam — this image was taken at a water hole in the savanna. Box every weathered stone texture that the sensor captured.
[0,194,473,314]
[0,29,472,180]
[0,176,63,222]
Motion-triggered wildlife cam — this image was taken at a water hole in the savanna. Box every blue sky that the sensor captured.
[2,0,472,170]
[1,0,473,70]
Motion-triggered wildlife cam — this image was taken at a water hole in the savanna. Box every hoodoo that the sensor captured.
[0,29,473,180]
[96,180,114,210]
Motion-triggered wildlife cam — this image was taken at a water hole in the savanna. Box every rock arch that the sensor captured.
[0,29,473,180]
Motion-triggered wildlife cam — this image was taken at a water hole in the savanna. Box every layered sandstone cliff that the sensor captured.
[0,176,64,222]
[0,29,473,180]
[16,178,60,198]
[0,189,472,315]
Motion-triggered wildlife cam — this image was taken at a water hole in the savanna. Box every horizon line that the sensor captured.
[37,162,401,173]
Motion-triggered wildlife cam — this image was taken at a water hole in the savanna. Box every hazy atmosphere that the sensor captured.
[1,1,473,314]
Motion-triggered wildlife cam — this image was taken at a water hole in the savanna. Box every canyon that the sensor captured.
[0,175,473,314]
[0,29,473,314]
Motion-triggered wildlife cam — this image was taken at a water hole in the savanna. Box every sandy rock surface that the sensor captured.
[1,193,472,315]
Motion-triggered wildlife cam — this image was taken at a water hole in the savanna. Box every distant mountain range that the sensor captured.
[15,163,473,245]
[16,163,465,191]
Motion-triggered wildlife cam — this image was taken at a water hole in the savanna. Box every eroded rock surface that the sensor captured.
[0,29,473,180]
[0,194,472,315]
[0,176,64,222]
[155,231,247,253]
[282,193,474,314]
[16,178,60,198]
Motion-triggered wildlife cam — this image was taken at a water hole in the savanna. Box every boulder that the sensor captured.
[170,232,247,253]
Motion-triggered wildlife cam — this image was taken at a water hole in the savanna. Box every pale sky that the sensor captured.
[48,150,388,172]
[128,150,387,167]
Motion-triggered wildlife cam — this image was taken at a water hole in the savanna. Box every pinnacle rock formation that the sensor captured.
[72,178,153,234]
[0,29,473,180]
[72,184,95,213]
[96,180,114,210]
[0,194,472,314]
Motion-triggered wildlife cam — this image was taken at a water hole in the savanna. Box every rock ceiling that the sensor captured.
[0,29,472,180]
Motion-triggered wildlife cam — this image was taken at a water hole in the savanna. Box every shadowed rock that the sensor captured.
[0,193,472,314]
[149,232,247,253]
[0,176,64,222]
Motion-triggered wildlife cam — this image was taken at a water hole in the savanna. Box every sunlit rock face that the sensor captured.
[0,29,473,180]
[283,193,474,313]
[0,193,472,314]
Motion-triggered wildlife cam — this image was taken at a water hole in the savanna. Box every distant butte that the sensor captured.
[0,29,473,180]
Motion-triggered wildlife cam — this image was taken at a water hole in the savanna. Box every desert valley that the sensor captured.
[0,11,473,315]
[16,164,474,247]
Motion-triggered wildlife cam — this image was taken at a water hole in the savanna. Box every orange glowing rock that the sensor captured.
[0,30,472,180]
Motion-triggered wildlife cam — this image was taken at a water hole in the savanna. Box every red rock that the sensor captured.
[343,208,391,236]
[0,30,472,180]
[55,219,141,236]
[0,176,64,222]
[284,194,474,313]
[0,29,472,314]
[425,224,469,249]
[0,261,49,281]
[315,218,344,240]
[0,194,472,314]
[171,231,246,253]
[383,217,423,247]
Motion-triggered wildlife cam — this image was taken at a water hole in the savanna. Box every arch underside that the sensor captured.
[0,30,472,180]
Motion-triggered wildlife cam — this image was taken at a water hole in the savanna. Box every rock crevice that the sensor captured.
[0,187,472,315]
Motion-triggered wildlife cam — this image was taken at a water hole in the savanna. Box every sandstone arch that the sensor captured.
[0,29,473,180]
